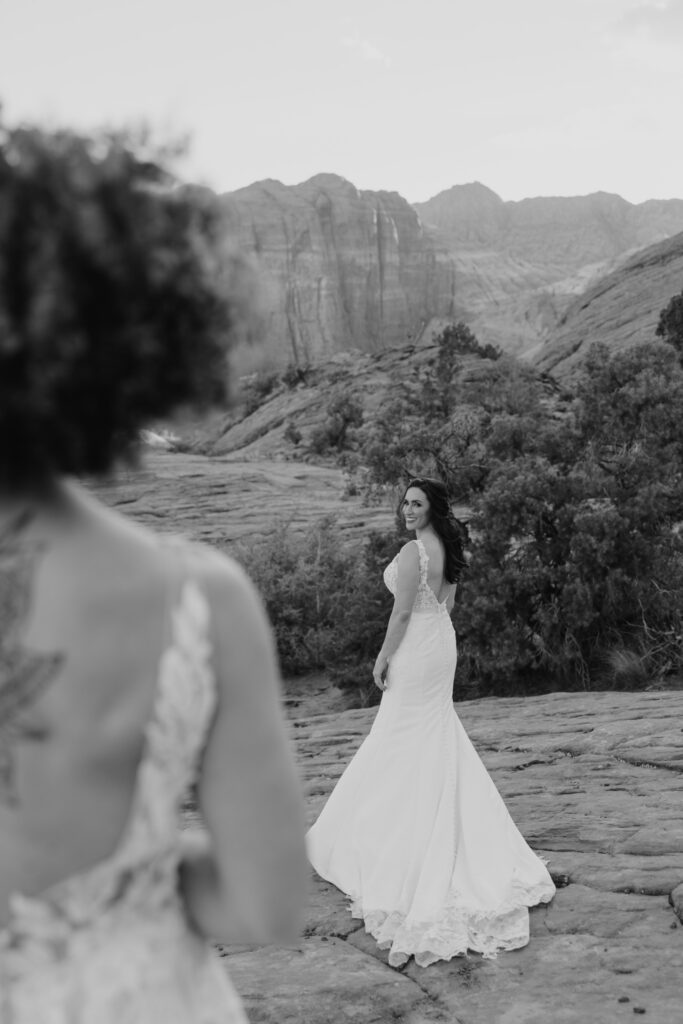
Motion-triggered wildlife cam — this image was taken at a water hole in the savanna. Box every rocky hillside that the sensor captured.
[196,338,548,464]
[201,342,440,461]
[219,174,456,367]
[219,176,683,367]
[530,229,683,378]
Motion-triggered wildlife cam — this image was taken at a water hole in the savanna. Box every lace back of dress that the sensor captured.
[1,540,218,948]
[412,539,440,613]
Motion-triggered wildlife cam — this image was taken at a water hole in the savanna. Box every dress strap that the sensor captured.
[414,538,429,584]
[113,536,214,858]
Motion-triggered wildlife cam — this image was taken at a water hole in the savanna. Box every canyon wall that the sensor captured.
[220,174,456,366]
[215,175,683,370]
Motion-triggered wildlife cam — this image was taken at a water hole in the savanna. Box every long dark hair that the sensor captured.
[399,477,467,583]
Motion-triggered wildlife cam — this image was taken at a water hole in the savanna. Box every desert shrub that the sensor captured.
[281,362,312,388]
[241,369,279,415]
[322,528,404,705]
[353,336,544,500]
[283,420,302,445]
[433,321,501,363]
[656,288,683,361]
[237,517,402,699]
[308,388,364,455]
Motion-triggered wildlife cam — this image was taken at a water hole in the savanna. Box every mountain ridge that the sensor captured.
[214,173,683,373]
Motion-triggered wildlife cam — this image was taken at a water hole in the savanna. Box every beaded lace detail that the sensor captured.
[351,872,555,968]
[383,538,452,614]
[0,570,246,1023]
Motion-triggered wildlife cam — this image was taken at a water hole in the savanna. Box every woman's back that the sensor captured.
[0,121,306,1020]
[0,485,185,917]
[0,482,306,1022]
[414,534,456,608]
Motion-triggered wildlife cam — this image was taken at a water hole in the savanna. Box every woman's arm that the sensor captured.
[373,541,420,691]
[179,551,308,947]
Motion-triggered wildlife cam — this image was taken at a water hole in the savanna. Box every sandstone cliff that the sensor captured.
[218,176,683,367]
[531,230,683,378]
[413,184,683,359]
[219,174,456,367]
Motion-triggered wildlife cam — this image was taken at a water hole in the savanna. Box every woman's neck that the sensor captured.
[414,525,437,542]
[0,478,68,535]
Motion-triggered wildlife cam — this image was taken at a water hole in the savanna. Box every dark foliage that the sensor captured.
[353,331,683,696]
[242,369,280,415]
[237,519,403,706]
[656,288,683,361]
[308,388,364,455]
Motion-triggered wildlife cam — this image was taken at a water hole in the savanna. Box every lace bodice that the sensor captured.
[383,538,453,615]
[0,571,220,1008]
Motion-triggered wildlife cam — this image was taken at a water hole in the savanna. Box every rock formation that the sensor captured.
[219,174,456,366]
[218,175,683,367]
[415,184,683,359]
[414,183,683,276]
[530,230,683,377]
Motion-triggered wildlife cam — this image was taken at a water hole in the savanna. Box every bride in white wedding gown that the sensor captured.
[307,478,555,967]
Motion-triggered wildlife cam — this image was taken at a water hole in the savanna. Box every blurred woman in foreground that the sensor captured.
[0,124,307,1023]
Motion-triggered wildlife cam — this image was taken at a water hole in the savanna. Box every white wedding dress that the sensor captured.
[0,573,247,1024]
[307,538,555,967]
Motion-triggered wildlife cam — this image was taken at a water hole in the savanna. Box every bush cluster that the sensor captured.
[237,518,403,705]
[241,318,683,701]
[353,328,683,695]
[308,388,364,455]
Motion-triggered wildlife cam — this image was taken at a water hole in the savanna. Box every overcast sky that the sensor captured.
[1,0,682,204]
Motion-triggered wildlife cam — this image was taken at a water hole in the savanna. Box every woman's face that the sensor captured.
[402,487,430,532]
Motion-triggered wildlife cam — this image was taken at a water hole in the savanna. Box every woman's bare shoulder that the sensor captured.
[398,539,419,560]
[175,539,253,601]
[177,540,270,649]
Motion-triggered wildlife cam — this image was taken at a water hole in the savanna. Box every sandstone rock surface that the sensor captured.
[223,690,683,1024]
[91,450,395,548]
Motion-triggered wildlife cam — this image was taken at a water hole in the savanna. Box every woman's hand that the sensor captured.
[373,654,389,692]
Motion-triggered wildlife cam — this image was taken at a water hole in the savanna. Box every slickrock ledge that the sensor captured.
[223,690,683,1024]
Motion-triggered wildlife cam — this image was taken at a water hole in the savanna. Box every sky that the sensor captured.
[1,0,682,204]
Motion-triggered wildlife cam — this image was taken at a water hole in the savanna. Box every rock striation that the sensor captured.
[220,174,456,366]
[218,175,683,367]
[414,185,683,360]
[531,230,683,377]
